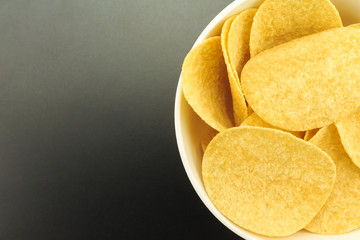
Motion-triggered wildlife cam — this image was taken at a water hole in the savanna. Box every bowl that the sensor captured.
[174,0,360,239]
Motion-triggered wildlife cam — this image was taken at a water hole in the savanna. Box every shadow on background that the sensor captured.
[0,0,239,239]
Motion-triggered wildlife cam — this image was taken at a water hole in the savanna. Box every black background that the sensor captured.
[0,0,242,239]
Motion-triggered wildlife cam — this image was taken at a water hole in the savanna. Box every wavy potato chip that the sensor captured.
[203,127,336,237]
[306,125,360,234]
[221,16,248,126]
[250,0,342,56]
[304,129,320,141]
[201,127,218,152]
[242,28,360,131]
[182,37,234,131]
[336,109,360,168]
[241,112,304,138]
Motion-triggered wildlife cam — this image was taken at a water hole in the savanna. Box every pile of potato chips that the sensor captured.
[181,0,360,237]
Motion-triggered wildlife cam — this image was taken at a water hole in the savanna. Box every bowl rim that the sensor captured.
[174,1,260,239]
[174,0,360,239]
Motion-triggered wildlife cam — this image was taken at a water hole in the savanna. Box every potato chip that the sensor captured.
[221,16,248,126]
[250,0,342,56]
[305,125,360,234]
[182,37,234,131]
[242,28,360,131]
[203,127,336,237]
[336,109,360,168]
[241,112,304,138]
[201,128,218,152]
[349,23,360,29]
[304,129,320,141]
[228,9,257,117]
[228,9,257,79]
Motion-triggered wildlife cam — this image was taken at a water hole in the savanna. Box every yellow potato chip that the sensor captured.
[182,37,234,131]
[242,28,360,131]
[201,128,218,152]
[349,23,360,29]
[336,109,360,168]
[221,16,248,126]
[305,125,360,234]
[304,128,320,141]
[228,9,257,78]
[203,127,336,237]
[250,0,342,56]
[228,10,257,117]
[241,112,304,138]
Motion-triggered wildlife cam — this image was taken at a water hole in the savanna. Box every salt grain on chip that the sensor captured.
[202,127,336,237]
[305,125,360,234]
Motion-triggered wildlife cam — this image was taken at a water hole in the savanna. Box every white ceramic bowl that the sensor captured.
[175,0,360,239]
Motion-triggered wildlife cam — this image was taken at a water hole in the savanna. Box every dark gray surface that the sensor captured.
[0,0,242,239]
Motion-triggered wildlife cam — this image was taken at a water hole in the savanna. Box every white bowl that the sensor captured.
[174,0,360,239]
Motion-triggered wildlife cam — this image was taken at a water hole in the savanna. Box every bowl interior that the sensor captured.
[175,0,360,239]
